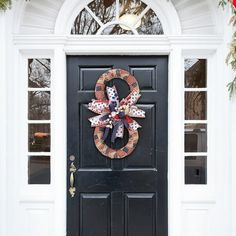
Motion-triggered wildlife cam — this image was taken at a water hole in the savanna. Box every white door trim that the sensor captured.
[4,34,228,236]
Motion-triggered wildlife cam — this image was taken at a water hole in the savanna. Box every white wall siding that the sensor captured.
[172,0,217,34]
[19,0,64,34]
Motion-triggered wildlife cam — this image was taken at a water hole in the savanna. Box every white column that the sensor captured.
[52,46,67,236]
[168,46,183,236]
[0,10,7,236]
[219,7,236,236]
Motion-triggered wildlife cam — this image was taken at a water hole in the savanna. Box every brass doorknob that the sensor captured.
[69,161,77,198]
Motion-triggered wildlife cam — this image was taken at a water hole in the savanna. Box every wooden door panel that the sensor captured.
[79,67,112,91]
[125,193,156,236]
[79,104,111,169]
[79,193,111,236]
[67,56,168,236]
[77,171,158,192]
[123,104,156,169]
[130,67,157,90]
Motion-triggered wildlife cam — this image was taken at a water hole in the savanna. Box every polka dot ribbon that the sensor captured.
[88,85,145,143]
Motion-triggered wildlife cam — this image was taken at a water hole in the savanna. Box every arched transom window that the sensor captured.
[71,0,164,35]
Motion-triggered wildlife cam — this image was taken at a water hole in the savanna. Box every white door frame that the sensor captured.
[2,34,230,236]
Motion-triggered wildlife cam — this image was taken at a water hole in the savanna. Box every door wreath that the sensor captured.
[87,69,145,159]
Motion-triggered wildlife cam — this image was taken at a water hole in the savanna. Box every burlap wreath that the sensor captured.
[88,69,145,159]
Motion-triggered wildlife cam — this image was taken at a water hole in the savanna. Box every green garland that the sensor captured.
[0,0,29,10]
[219,0,236,97]
[0,0,11,10]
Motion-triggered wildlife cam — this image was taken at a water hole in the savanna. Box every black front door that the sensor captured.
[67,56,168,236]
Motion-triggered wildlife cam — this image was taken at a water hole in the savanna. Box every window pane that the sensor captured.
[88,0,116,24]
[28,91,50,120]
[119,0,147,15]
[185,59,207,88]
[28,59,50,88]
[28,124,50,152]
[137,9,164,35]
[185,92,207,120]
[71,8,100,35]
[185,124,207,152]
[185,156,207,184]
[71,0,164,35]
[28,156,50,184]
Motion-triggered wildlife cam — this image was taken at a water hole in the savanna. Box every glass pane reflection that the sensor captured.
[28,59,50,88]
[71,8,100,35]
[28,124,50,152]
[28,91,50,120]
[185,92,207,120]
[119,0,147,15]
[185,59,207,88]
[28,156,50,184]
[185,156,207,184]
[185,124,207,152]
[88,0,116,24]
[137,9,164,35]
[71,0,164,35]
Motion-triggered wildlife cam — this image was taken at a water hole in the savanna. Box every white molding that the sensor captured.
[13,34,223,43]
[12,35,223,54]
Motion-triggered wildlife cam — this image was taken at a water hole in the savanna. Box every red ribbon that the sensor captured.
[233,0,236,8]
[125,115,133,124]
[114,114,132,122]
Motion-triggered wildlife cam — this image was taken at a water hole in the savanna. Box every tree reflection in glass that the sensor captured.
[71,0,164,35]
[28,91,50,120]
[185,59,207,88]
[71,8,100,35]
[185,92,207,120]
[137,9,164,35]
[28,59,50,88]
[88,0,116,24]
[119,0,146,16]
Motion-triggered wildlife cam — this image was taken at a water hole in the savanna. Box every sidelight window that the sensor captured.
[71,0,164,35]
[27,58,51,184]
[184,59,207,185]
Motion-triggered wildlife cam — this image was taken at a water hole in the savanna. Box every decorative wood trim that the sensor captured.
[13,35,223,47]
